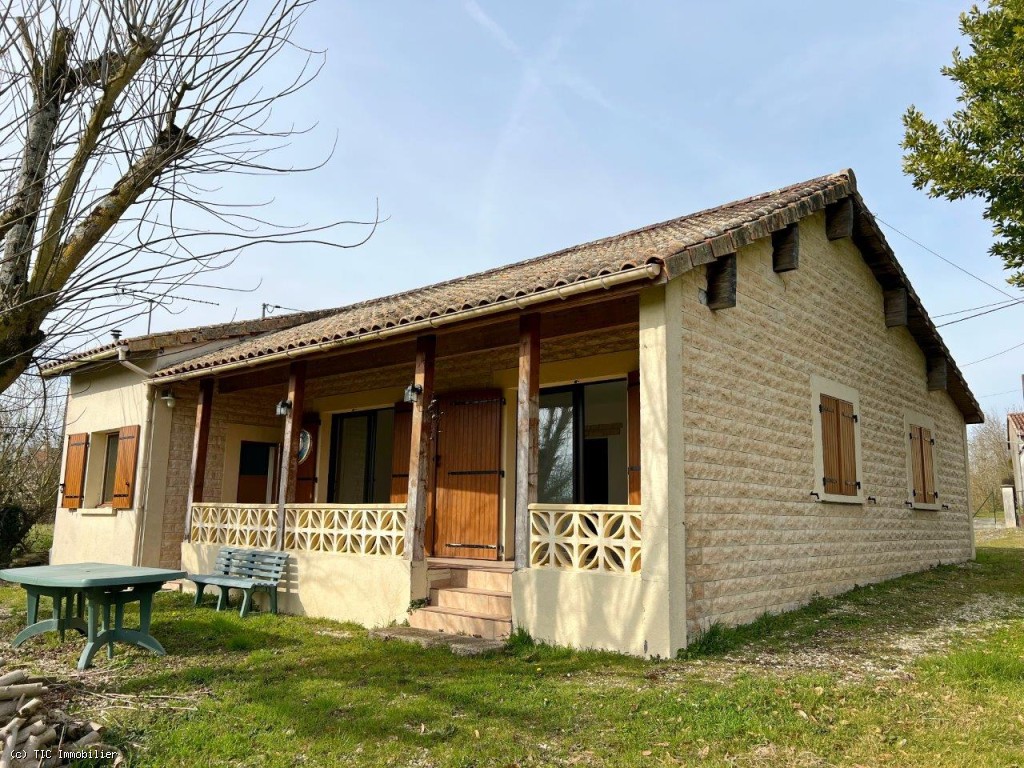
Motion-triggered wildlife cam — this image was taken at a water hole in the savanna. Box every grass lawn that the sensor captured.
[4,531,1024,767]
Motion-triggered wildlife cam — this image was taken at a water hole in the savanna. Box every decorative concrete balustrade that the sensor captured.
[188,502,407,557]
[190,503,278,548]
[283,504,406,556]
[529,504,642,574]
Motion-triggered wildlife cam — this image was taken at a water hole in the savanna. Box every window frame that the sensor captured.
[810,375,864,505]
[537,377,631,505]
[325,406,394,504]
[99,430,121,506]
[904,409,940,511]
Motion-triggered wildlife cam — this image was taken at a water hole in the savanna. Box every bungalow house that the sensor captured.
[42,169,981,658]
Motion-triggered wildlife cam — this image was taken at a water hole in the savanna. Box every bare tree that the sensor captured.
[969,407,1015,515]
[0,0,374,390]
[0,375,62,565]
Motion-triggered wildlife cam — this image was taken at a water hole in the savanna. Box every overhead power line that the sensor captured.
[958,342,1024,368]
[933,297,1024,318]
[937,297,1024,327]
[873,215,1015,300]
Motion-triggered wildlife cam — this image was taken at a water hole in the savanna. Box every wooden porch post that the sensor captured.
[404,335,436,562]
[184,378,214,541]
[514,314,540,570]
[275,361,307,550]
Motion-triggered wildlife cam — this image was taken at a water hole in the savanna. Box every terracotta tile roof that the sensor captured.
[1010,413,1024,434]
[153,170,855,378]
[140,167,981,424]
[40,308,338,375]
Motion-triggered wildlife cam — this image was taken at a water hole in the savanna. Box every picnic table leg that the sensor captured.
[139,593,152,635]
[78,587,167,669]
[25,590,38,626]
[14,587,77,647]
[107,602,120,659]
[78,593,104,670]
[54,591,65,641]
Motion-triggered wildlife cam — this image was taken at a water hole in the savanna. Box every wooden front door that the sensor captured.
[432,391,503,560]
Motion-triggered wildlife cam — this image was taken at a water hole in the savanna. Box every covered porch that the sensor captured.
[167,277,685,656]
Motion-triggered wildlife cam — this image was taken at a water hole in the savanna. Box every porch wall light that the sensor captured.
[160,389,176,409]
[275,399,293,417]
[403,383,423,404]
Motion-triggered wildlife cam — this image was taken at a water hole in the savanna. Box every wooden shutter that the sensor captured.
[920,428,936,503]
[61,433,89,509]
[111,425,140,509]
[820,394,857,496]
[627,371,641,504]
[819,395,843,495]
[390,403,413,503]
[909,426,925,503]
[837,399,858,496]
[910,425,937,504]
[295,414,320,504]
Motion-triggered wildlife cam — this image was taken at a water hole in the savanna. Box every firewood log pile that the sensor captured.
[0,670,119,767]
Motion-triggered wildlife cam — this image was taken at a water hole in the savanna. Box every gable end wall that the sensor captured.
[680,210,972,633]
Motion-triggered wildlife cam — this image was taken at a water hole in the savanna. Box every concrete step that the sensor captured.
[408,606,512,640]
[431,586,511,617]
[450,568,512,593]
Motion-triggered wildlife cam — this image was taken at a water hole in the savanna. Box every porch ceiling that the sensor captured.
[214,292,641,394]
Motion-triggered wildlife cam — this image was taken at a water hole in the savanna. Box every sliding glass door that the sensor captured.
[537,379,629,505]
[326,409,395,504]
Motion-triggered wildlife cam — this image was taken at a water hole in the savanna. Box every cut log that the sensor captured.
[15,699,41,718]
[0,672,27,688]
[0,683,45,701]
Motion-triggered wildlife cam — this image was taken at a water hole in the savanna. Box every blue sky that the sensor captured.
[124,1,1024,417]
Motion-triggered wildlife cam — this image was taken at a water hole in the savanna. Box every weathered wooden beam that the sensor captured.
[705,253,737,310]
[826,197,854,240]
[514,314,540,571]
[772,223,799,273]
[884,288,909,328]
[927,357,948,392]
[404,335,436,562]
[275,361,307,549]
[184,378,214,541]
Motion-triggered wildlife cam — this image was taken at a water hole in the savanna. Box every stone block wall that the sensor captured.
[680,211,972,633]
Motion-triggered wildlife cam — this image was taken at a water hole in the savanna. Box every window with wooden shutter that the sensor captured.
[111,425,141,509]
[61,433,89,509]
[819,393,859,497]
[909,423,937,506]
[390,403,413,503]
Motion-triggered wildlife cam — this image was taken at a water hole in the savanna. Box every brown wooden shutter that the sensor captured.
[61,433,89,509]
[819,395,842,495]
[390,403,413,503]
[627,370,641,505]
[909,425,925,503]
[837,399,858,496]
[920,427,936,503]
[111,425,140,509]
[295,414,320,504]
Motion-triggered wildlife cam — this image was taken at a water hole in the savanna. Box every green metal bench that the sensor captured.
[187,547,288,618]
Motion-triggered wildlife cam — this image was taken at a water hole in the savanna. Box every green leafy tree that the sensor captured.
[903,0,1024,286]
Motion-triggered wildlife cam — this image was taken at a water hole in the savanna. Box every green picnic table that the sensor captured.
[0,563,185,670]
